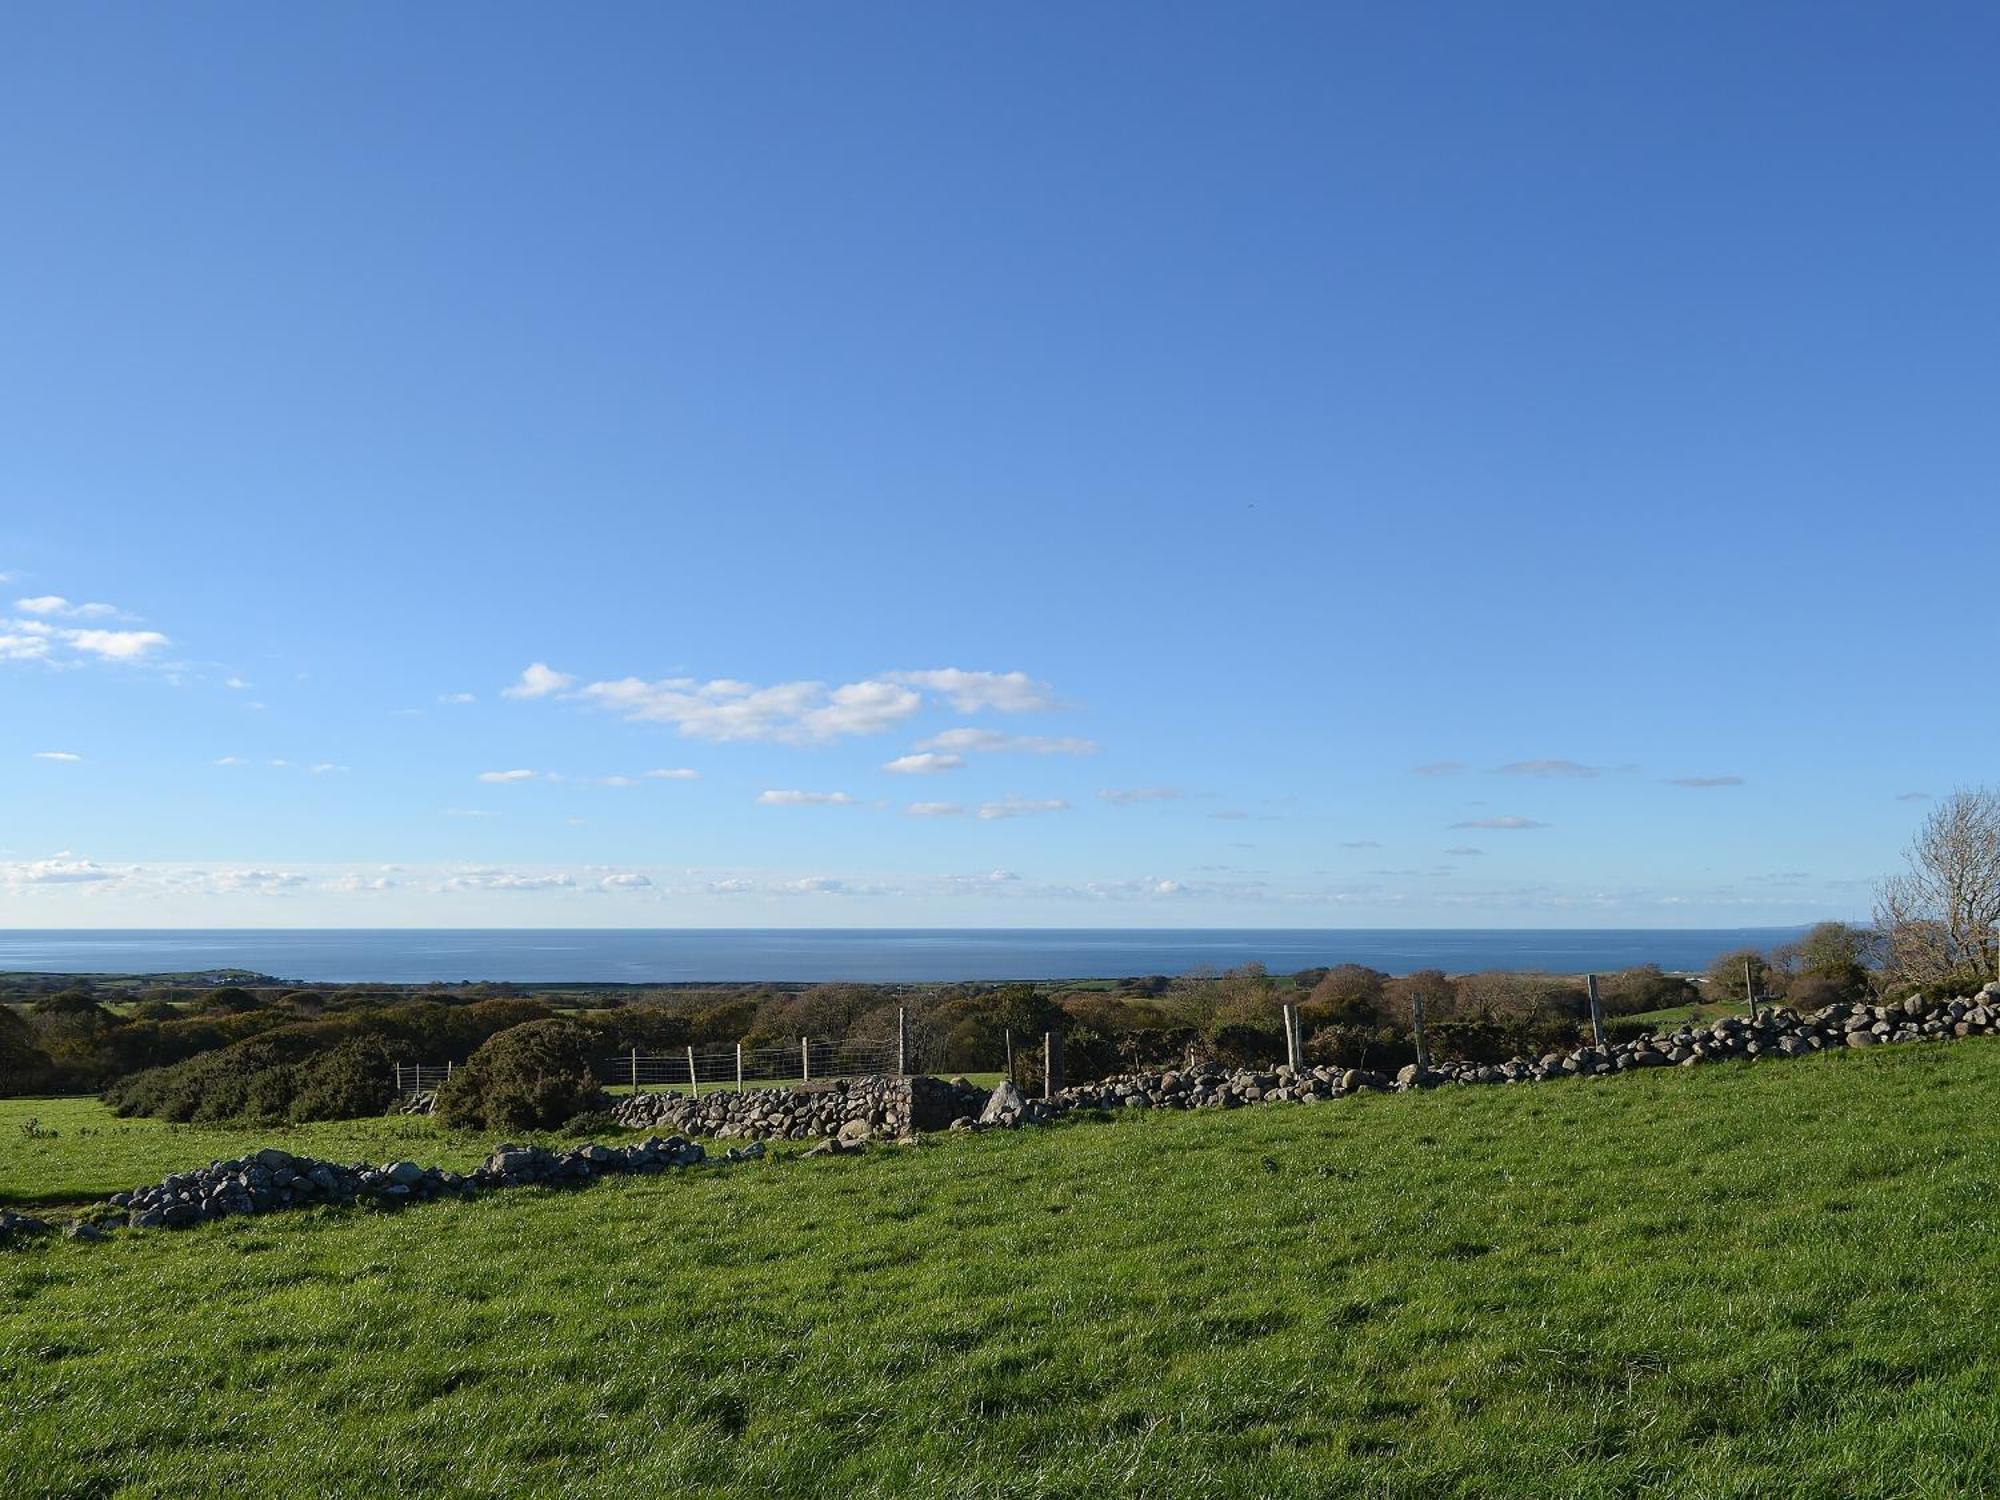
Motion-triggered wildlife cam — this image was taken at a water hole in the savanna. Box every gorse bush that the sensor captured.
[435,1019,606,1132]
[102,1001,560,1123]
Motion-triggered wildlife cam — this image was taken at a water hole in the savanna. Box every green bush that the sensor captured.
[436,1019,606,1132]
[287,1036,397,1122]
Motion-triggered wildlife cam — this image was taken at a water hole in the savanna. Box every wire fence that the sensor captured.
[390,1015,911,1098]
[602,1035,903,1093]
[391,1063,453,1095]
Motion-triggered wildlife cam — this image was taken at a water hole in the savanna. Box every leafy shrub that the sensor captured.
[436,1019,606,1131]
[287,1036,396,1122]
[0,1007,54,1095]
[1303,1024,1415,1072]
[1204,1018,1282,1066]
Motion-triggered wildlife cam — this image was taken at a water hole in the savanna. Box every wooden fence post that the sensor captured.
[1282,1003,1298,1070]
[801,1036,811,1083]
[1044,1030,1065,1100]
[630,1046,639,1092]
[897,1006,909,1076]
[394,1062,402,1093]
[1004,1028,1015,1086]
[1586,973,1606,1050]
[1413,993,1430,1072]
[1744,957,1756,1018]
[736,1041,744,1092]
[687,1044,698,1098]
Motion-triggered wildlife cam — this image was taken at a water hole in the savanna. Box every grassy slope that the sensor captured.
[1,1044,1996,1498]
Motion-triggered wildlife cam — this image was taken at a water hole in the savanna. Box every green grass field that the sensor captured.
[3,1043,1996,1497]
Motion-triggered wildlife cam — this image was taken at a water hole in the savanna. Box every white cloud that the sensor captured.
[599,872,653,890]
[1444,846,1485,856]
[308,763,348,775]
[3,853,120,885]
[916,728,1097,756]
[595,775,637,788]
[439,691,477,704]
[1449,816,1549,830]
[206,869,310,892]
[905,801,967,817]
[1098,787,1180,804]
[477,768,537,783]
[214,755,246,766]
[645,768,701,780]
[33,750,82,762]
[502,662,575,699]
[884,752,964,775]
[444,808,497,818]
[978,797,1071,820]
[59,628,169,661]
[1667,775,1744,788]
[1497,759,1598,778]
[887,668,1056,713]
[756,789,857,806]
[1339,839,1382,848]
[439,868,578,892]
[517,662,1069,745]
[571,674,921,743]
[0,633,50,661]
[327,872,397,892]
[15,596,119,619]
[224,676,251,690]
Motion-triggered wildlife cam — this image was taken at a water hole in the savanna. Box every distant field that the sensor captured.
[3,1043,1996,1497]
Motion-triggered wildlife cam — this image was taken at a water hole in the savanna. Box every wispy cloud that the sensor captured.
[978,797,1070,820]
[33,750,82,762]
[477,768,537,783]
[438,691,477,705]
[1667,775,1744,788]
[508,661,1076,747]
[756,789,857,806]
[14,595,120,619]
[501,662,574,699]
[645,767,701,781]
[1449,816,1548,830]
[1444,846,1485,856]
[1497,759,1598,778]
[2,852,119,885]
[1894,791,1931,802]
[1413,761,1465,776]
[885,668,1056,713]
[439,867,577,892]
[905,801,966,817]
[884,752,964,774]
[914,728,1098,756]
[1098,787,1181,804]
[1338,839,1381,849]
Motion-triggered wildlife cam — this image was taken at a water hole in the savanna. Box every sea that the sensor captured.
[0,928,1809,985]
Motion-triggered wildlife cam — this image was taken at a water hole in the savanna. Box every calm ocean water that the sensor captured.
[0,928,1809,984]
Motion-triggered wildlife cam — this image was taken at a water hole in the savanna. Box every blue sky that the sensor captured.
[2,3,1995,927]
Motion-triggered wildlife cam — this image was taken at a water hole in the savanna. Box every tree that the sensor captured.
[1770,921,1879,1005]
[1305,964,1388,1024]
[1875,788,2000,989]
[1381,970,1457,1028]
[1703,949,1771,1008]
